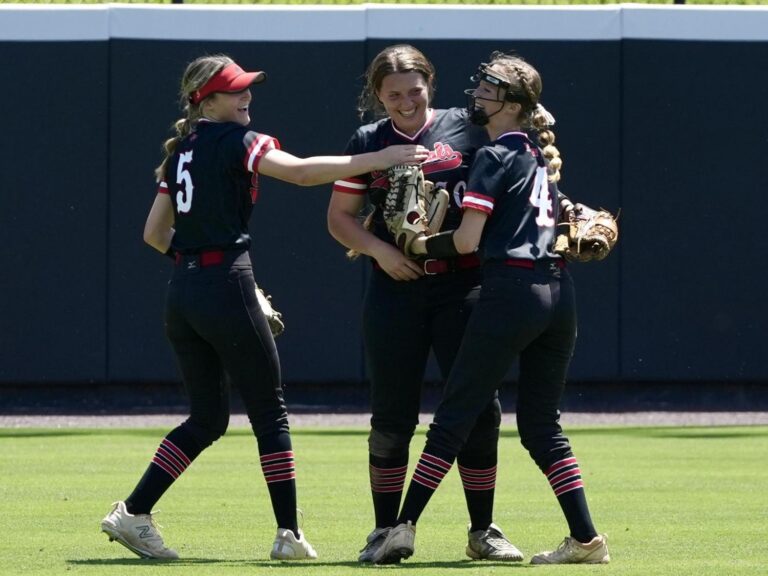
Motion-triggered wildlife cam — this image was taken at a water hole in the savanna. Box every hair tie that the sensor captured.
[536,103,556,126]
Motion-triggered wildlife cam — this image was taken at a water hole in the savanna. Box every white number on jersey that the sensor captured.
[528,166,554,227]
[176,151,194,214]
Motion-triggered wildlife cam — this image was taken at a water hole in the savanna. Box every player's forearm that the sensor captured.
[328,210,387,259]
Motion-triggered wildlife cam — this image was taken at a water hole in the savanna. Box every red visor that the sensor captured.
[190,63,266,105]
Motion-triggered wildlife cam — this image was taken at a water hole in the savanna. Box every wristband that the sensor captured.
[425,230,460,259]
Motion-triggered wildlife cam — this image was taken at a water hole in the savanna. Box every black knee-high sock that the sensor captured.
[125,425,204,515]
[258,431,298,535]
[457,451,497,532]
[544,456,597,542]
[398,444,455,525]
[369,453,408,528]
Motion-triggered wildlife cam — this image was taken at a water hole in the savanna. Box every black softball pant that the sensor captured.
[363,267,501,454]
[427,263,577,471]
[165,251,289,444]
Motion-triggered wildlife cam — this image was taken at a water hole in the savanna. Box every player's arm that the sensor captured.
[143,192,175,254]
[410,209,487,257]
[327,191,423,281]
[258,146,428,187]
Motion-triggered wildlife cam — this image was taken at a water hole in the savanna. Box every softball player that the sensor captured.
[328,45,522,562]
[374,53,610,565]
[100,54,426,561]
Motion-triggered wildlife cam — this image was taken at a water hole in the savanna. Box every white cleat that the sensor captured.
[530,534,610,564]
[372,521,415,564]
[270,528,318,560]
[100,501,179,560]
[466,523,524,561]
[358,527,391,563]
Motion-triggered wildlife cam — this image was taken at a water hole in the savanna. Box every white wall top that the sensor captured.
[1,5,767,43]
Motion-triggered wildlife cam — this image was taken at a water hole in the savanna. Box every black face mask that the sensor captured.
[465,89,498,126]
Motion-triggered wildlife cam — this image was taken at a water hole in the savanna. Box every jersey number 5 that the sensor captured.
[176,151,194,214]
[528,166,554,227]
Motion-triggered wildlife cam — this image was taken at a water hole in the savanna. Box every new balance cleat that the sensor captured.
[358,527,392,563]
[100,501,179,559]
[466,523,524,561]
[530,534,610,564]
[372,521,415,564]
[270,528,318,560]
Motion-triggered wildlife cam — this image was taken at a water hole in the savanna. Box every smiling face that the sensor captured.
[376,71,430,136]
[202,89,252,125]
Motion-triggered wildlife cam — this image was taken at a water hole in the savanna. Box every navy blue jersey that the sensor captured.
[462,131,562,262]
[333,108,488,243]
[158,119,279,254]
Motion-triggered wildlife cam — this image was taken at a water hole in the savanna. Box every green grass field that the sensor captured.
[2,425,767,575]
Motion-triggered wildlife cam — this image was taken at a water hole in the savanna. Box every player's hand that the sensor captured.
[372,244,424,281]
[375,145,429,170]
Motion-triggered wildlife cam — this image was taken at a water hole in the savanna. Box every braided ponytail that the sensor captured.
[488,52,562,183]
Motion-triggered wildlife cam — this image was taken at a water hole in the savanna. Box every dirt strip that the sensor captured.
[1,411,767,429]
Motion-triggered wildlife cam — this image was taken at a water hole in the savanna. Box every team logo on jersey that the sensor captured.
[422,142,462,175]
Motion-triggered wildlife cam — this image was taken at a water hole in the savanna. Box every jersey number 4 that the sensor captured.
[176,151,194,214]
[529,166,555,227]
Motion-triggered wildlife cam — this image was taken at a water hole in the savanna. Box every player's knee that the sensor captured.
[183,415,229,448]
[368,428,413,459]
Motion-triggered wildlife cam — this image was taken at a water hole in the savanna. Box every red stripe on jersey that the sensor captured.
[157,181,169,195]
[462,191,494,214]
[332,177,367,195]
[245,135,280,173]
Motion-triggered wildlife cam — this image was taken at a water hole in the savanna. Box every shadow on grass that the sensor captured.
[68,558,525,569]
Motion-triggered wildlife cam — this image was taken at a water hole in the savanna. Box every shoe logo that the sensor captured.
[137,525,152,539]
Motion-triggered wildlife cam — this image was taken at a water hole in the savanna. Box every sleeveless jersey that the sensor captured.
[333,108,488,243]
[462,131,562,262]
[158,119,279,254]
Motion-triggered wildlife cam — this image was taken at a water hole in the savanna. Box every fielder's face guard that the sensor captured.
[468,63,528,105]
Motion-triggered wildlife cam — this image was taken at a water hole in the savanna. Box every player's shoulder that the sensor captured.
[346,117,389,150]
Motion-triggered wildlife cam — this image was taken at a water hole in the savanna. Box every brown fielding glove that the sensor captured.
[255,286,285,337]
[382,165,448,256]
[554,202,619,262]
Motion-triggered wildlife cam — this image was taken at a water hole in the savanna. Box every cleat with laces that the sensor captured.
[372,521,415,564]
[466,523,524,561]
[100,501,179,559]
[530,534,610,564]
[270,528,318,560]
[358,527,392,563]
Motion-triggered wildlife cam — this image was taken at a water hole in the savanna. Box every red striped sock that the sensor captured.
[260,450,296,484]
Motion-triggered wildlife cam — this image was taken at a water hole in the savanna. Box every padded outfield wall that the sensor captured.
[0,5,766,385]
